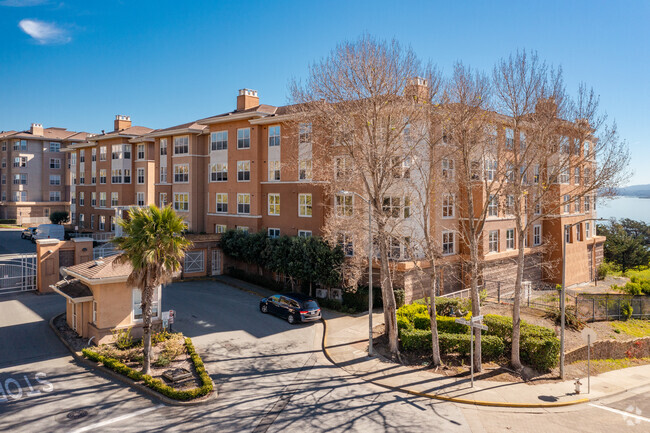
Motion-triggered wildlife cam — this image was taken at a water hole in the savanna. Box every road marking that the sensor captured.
[70,404,164,433]
[588,403,650,423]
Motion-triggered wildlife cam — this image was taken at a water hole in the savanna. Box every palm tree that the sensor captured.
[112,205,191,374]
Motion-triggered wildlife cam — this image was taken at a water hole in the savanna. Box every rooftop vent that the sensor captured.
[114,115,132,131]
[237,88,260,111]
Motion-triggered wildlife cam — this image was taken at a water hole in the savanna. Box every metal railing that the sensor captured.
[0,253,37,294]
[69,232,115,242]
[93,243,121,260]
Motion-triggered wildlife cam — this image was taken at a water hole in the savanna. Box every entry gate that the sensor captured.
[0,253,37,294]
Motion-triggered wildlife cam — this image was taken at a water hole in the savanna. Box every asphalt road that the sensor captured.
[0,229,37,255]
[0,280,647,432]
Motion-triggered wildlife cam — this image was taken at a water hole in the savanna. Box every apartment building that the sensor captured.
[0,124,90,224]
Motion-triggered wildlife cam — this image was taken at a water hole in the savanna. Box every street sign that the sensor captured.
[455,318,470,326]
[471,315,484,322]
[454,316,489,388]
[455,318,487,330]
[473,323,488,331]
[162,311,170,321]
[169,310,175,324]
[581,327,597,344]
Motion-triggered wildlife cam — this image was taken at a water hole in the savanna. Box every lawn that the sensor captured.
[611,319,650,338]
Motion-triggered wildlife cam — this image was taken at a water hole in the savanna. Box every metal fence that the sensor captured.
[69,232,115,243]
[93,243,121,260]
[0,253,37,295]
[576,294,649,321]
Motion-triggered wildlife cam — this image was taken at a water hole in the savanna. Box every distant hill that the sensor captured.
[617,184,650,198]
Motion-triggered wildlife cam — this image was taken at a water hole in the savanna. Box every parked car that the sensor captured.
[32,224,65,243]
[259,293,322,324]
[21,227,37,240]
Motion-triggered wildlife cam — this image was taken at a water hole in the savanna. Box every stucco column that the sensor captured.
[72,237,94,264]
[36,239,61,293]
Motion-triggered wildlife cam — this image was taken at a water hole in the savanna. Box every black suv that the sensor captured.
[260,293,322,324]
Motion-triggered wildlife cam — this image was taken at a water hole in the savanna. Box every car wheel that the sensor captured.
[287,314,296,324]
[261,303,268,313]
[21,235,25,239]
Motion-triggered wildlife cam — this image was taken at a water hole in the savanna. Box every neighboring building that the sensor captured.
[0,124,91,225]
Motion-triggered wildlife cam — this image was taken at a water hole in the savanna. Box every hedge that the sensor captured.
[399,329,505,361]
[0,219,17,225]
[81,336,213,400]
[411,314,467,334]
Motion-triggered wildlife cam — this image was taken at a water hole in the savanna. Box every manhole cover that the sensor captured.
[66,409,88,420]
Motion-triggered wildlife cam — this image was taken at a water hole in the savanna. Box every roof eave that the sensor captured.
[197,112,269,125]
[50,283,94,303]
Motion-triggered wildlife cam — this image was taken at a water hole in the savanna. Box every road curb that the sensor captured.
[49,312,218,406]
[321,318,590,408]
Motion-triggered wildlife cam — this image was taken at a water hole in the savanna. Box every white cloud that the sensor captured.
[18,19,70,44]
[0,0,49,6]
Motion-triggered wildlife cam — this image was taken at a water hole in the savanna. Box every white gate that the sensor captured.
[211,250,222,276]
[0,254,37,294]
[94,243,121,260]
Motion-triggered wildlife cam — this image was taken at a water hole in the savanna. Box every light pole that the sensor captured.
[338,190,374,357]
[560,216,606,380]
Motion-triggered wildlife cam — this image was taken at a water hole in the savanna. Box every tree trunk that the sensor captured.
[141,285,154,375]
[511,237,525,371]
[429,266,442,367]
[470,250,482,373]
[377,228,399,356]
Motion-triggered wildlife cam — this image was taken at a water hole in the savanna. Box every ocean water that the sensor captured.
[598,196,650,223]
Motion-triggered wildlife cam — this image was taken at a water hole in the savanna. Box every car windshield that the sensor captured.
[303,300,319,310]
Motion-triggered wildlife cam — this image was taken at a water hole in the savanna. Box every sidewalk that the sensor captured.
[323,311,650,407]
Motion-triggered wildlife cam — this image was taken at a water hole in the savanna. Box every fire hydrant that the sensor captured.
[574,378,582,394]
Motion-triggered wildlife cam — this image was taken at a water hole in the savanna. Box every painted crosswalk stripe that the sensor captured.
[70,404,164,433]
[588,403,650,423]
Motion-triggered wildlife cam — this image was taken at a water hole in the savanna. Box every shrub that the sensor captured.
[434,298,461,316]
[397,316,412,331]
[160,334,186,359]
[520,336,560,371]
[413,314,430,330]
[0,219,17,224]
[49,211,69,225]
[396,303,428,323]
[436,316,468,334]
[112,327,134,349]
[394,289,405,308]
[152,330,173,345]
[399,329,505,360]
[621,302,633,320]
[153,355,171,367]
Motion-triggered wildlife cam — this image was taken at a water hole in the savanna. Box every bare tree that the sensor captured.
[290,35,430,356]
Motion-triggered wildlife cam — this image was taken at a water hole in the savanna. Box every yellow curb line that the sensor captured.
[321,318,590,408]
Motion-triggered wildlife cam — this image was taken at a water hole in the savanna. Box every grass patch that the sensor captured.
[611,319,650,338]
[570,357,650,374]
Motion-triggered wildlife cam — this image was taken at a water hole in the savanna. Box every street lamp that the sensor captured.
[560,216,606,380]
[338,190,374,357]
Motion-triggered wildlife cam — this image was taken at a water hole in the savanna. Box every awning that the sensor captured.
[50,279,94,303]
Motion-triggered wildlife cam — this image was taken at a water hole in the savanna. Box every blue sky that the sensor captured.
[1,0,648,184]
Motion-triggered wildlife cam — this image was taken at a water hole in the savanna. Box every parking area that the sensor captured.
[0,229,37,255]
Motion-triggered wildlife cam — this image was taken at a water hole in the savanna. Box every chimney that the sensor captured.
[30,123,43,136]
[114,115,131,131]
[236,89,259,111]
[406,77,429,103]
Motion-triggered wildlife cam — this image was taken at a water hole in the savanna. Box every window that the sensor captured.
[174,164,189,183]
[389,237,402,259]
[78,214,84,228]
[70,212,75,223]
[80,150,85,162]
[237,128,250,149]
[111,169,123,184]
[564,225,571,243]
[584,167,591,184]
[13,174,27,185]
[1,158,5,168]
[299,159,312,180]
[488,230,499,253]
[91,192,96,207]
[160,166,167,183]
[137,192,145,206]
[0,174,4,184]
[533,164,540,183]
[237,161,250,181]
[174,136,189,154]
[91,169,96,184]
[14,140,27,151]
[137,168,145,184]
[268,193,280,215]
[563,195,571,213]
[584,196,591,212]
[335,156,353,180]
[584,141,590,157]
[49,175,61,185]
[574,167,580,185]
[299,123,312,144]
[111,192,119,207]
[505,128,514,149]
[215,224,227,234]
[237,193,250,214]
[574,197,581,213]
[299,194,312,217]
[211,163,227,182]
[442,194,454,218]
[1,190,5,201]
[79,192,85,206]
[382,196,402,218]
[211,131,228,151]
[576,223,583,242]
[335,194,353,217]
[99,215,105,231]
[487,125,497,146]
[160,193,167,207]
[520,131,526,150]
[91,148,96,162]
[403,197,411,218]
[174,193,189,212]
[50,158,61,169]
[268,228,280,239]
[585,222,591,239]
[137,144,145,160]
[79,170,85,185]
[488,194,498,217]
[298,230,312,238]
[71,192,75,205]
[505,195,515,215]
[442,231,455,255]
[268,160,280,181]
[0,141,5,151]
[99,146,107,161]
[215,193,228,213]
[184,251,204,273]
[13,157,27,168]
[133,287,159,321]
[484,159,497,181]
[160,139,167,155]
[506,229,515,250]
[533,224,542,246]
[393,157,411,178]
[558,168,569,184]
[268,126,281,147]
[49,142,60,152]
[99,192,106,207]
[99,169,106,184]
[49,191,61,202]
[442,158,455,179]
[111,145,121,160]
[14,191,27,202]
[338,233,354,257]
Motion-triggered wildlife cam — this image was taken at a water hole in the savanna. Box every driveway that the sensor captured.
[0,229,37,255]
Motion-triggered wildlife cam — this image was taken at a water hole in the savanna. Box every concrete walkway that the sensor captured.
[324,310,650,407]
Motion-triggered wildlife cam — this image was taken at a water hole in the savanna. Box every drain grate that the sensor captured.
[66,409,88,420]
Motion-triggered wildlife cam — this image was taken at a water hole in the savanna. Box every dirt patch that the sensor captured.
[570,275,629,295]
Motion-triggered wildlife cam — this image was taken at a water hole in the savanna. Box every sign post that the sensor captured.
[455,316,488,388]
[169,309,175,332]
[581,328,597,393]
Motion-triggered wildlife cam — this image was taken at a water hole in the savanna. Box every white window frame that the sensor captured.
[533,224,542,246]
[442,158,455,179]
[211,163,228,182]
[298,193,312,217]
[159,193,167,207]
[237,128,250,149]
[173,164,189,183]
[160,139,167,155]
[132,287,160,322]
[211,131,228,151]
[137,168,145,184]
[237,161,251,182]
[268,160,280,181]
[215,193,228,213]
[488,194,498,217]
[160,166,167,183]
[184,251,205,273]
[136,192,145,207]
[298,230,312,238]
[237,193,251,215]
[268,193,280,216]
[111,192,118,207]
[488,230,499,253]
[335,194,353,217]
[174,136,189,155]
[215,224,227,234]
[137,144,145,160]
[268,125,281,147]
[442,193,454,218]
[174,193,189,212]
[506,229,515,250]
[299,159,312,181]
[442,231,455,256]
[268,228,280,238]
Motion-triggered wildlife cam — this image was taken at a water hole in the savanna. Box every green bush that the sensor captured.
[153,355,171,367]
[0,219,17,224]
[394,289,405,308]
[433,298,461,316]
[399,329,505,360]
[397,316,412,331]
[396,303,428,323]
[621,302,634,320]
[520,336,560,371]
[436,316,468,334]
[413,314,430,330]
[111,327,134,349]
